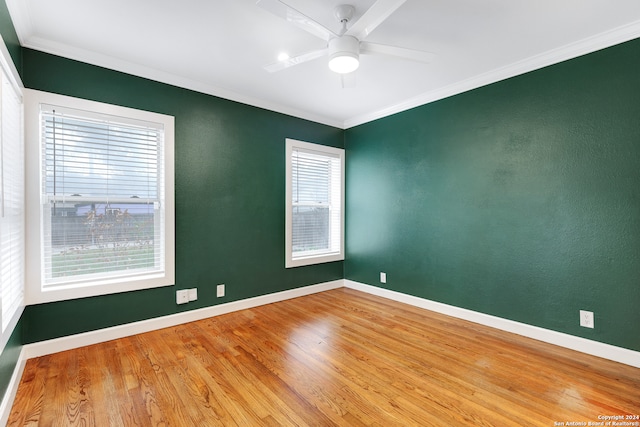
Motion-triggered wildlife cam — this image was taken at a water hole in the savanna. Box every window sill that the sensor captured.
[286,252,344,268]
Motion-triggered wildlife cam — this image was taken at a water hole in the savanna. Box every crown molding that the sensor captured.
[6,2,346,127]
[343,20,640,129]
[7,0,640,130]
[17,34,345,129]
[4,0,34,45]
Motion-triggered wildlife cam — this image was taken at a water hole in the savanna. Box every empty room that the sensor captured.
[0,0,639,425]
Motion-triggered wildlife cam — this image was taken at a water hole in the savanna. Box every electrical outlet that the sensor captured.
[580,310,594,328]
[188,288,198,301]
[176,289,189,305]
[380,272,387,284]
[217,284,225,298]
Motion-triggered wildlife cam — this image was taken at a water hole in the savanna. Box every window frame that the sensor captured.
[24,89,175,304]
[285,138,344,268]
[0,35,24,346]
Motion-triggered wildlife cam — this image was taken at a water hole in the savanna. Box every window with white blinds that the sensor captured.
[0,58,24,333]
[41,104,166,286]
[25,90,174,304]
[285,139,344,268]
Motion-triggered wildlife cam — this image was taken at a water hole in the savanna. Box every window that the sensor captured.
[285,138,344,268]
[0,41,24,336]
[25,90,174,304]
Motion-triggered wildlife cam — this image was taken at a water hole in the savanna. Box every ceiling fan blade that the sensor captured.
[360,42,436,63]
[263,48,327,72]
[256,0,337,41]
[345,0,407,39]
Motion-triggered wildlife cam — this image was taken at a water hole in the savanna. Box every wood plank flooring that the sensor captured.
[8,288,640,426]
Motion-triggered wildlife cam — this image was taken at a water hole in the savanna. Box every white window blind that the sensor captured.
[286,139,344,268]
[0,61,24,332]
[40,104,166,288]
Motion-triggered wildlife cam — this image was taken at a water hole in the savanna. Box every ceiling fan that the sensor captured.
[257,0,435,75]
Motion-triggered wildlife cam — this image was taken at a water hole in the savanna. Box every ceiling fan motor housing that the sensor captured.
[328,35,360,73]
[334,4,355,23]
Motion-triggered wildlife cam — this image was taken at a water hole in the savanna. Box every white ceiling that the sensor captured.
[7,0,640,128]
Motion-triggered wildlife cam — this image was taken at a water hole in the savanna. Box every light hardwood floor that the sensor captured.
[8,288,640,426]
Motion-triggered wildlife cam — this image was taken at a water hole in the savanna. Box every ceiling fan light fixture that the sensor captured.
[328,36,360,74]
[329,54,359,74]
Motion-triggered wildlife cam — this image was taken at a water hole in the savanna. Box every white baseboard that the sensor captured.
[3,278,637,423]
[15,278,640,366]
[23,279,344,359]
[0,280,344,424]
[0,347,27,427]
[345,280,640,369]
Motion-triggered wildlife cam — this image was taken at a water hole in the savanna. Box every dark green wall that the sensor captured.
[345,38,640,352]
[21,49,344,343]
[0,325,21,399]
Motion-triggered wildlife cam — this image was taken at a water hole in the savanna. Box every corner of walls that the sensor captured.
[343,38,640,356]
[19,49,344,345]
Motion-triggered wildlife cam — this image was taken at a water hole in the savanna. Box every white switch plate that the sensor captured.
[188,288,198,301]
[580,310,594,328]
[176,289,189,305]
[217,284,225,298]
[380,272,387,284]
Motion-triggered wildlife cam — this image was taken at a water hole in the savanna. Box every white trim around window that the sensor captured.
[24,89,175,304]
[0,34,25,347]
[285,138,344,268]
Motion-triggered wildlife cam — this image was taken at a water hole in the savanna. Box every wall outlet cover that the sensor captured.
[580,310,594,328]
[176,290,189,305]
[188,288,198,301]
[217,284,225,298]
[380,272,387,284]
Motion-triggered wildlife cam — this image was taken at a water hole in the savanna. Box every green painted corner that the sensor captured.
[344,38,640,352]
